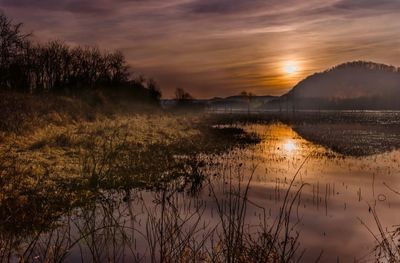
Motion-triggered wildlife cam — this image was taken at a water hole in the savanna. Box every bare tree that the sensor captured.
[0,13,30,90]
[0,12,162,105]
[175,88,193,102]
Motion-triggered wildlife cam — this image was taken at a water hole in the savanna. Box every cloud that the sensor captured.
[181,0,268,14]
[333,0,400,11]
[1,0,400,98]
[0,0,115,14]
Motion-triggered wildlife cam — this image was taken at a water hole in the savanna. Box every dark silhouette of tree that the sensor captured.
[172,87,205,111]
[175,88,193,102]
[0,12,162,104]
[239,91,254,114]
[147,78,162,104]
[0,13,30,91]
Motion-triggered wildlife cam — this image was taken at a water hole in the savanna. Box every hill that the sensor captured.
[277,61,400,110]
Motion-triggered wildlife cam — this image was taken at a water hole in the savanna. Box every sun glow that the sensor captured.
[283,139,297,153]
[283,60,299,75]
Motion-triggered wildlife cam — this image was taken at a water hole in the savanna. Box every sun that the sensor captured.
[283,60,298,75]
[283,139,297,153]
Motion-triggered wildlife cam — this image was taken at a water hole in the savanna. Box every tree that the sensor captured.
[175,88,193,102]
[239,91,254,114]
[0,13,30,90]
[240,91,248,97]
[147,78,162,104]
[0,12,162,105]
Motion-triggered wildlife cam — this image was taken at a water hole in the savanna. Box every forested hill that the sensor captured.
[282,61,400,110]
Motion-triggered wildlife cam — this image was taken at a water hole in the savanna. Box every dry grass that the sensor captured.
[2,93,309,262]
[0,96,260,243]
[0,114,199,180]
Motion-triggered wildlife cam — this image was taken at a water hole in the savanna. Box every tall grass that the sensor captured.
[0,112,273,262]
[361,188,400,262]
[0,152,309,262]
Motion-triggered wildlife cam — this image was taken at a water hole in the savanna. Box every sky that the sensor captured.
[1,0,400,98]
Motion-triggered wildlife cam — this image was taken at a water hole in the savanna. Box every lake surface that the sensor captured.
[5,122,400,262]
[231,124,400,261]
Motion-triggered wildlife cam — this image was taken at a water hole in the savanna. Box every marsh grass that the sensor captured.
[0,116,312,263]
[361,188,400,262]
[130,159,307,263]
[0,100,353,263]
[0,165,306,262]
[0,108,266,261]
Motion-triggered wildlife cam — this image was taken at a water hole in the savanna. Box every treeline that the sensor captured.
[327,61,400,73]
[0,13,161,103]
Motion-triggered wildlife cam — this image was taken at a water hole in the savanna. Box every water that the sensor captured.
[3,122,400,262]
[235,124,400,261]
